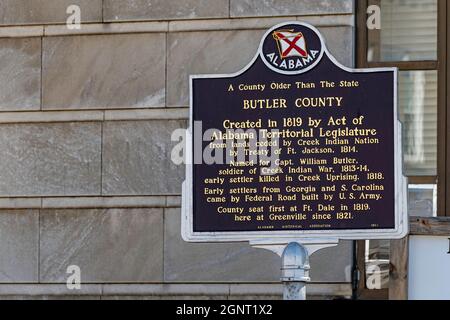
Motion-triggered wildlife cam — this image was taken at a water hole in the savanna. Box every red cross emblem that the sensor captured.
[273,30,308,59]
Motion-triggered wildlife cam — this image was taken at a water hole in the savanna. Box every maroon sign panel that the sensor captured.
[185,22,404,240]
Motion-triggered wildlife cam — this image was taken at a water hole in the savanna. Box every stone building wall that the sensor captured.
[0,0,354,299]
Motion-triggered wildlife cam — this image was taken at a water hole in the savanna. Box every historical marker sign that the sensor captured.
[182,22,407,242]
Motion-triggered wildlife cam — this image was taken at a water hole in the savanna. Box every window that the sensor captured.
[356,0,446,298]
[367,0,438,62]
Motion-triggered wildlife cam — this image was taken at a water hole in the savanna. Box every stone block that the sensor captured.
[0,123,101,196]
[321,26,354,67]
[104,0,229,22]
[0,210,39,282]
[230,0,354,17]
[164,208,281,282]
[0,0,102,25]
[0,38,40,111]
[39,208,164,282]
[309,241,353,282]
[102,120,186,195]
[43,34,165,110]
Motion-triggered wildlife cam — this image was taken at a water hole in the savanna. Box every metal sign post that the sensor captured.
[281,242,310,300]
[250,238,339,300]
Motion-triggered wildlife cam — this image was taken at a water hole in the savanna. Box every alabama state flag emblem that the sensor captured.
[272,30,308,59]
